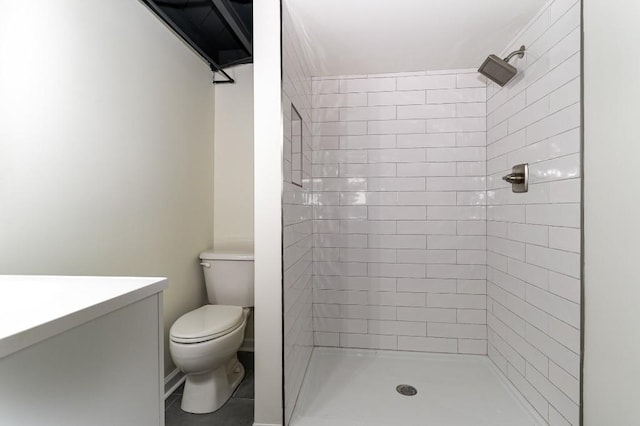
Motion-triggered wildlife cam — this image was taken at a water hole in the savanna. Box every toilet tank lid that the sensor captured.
[200,250,254,261]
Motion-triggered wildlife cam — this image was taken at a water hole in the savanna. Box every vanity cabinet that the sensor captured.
[0,276,168,426]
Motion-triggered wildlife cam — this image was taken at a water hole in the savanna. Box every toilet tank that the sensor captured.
[199,250,254,307]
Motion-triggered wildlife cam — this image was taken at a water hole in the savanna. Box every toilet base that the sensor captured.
[180,355,245,414]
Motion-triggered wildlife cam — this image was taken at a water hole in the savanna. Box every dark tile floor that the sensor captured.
[165,352,254,426]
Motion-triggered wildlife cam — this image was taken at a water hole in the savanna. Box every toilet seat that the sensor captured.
[170,305,243,344]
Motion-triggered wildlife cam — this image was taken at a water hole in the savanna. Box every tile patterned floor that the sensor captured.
[165,352,254,426]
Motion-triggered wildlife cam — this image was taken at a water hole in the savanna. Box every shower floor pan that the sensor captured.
[290,347,545,426]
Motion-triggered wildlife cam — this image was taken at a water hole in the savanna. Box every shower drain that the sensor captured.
[396,384,417,396]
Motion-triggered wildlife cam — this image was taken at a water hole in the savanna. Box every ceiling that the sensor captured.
[285,0,548,76]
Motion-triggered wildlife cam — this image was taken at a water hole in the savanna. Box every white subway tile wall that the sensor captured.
[486,0,581,424]
[311,68,488,356]
[282,6,313,424]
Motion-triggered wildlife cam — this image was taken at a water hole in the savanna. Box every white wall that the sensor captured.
[0,0,215,375]
[214,64,255,251]
[583,1,640,425]
[311,70,489,354]
[253,0,284,424]
[485,1,581,424]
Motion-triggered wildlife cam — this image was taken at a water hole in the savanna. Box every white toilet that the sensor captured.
[169,250,254,414]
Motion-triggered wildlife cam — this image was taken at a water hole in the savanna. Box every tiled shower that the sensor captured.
[282,0,581,424]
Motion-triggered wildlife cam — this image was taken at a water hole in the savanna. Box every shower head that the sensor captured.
[478,45,526,87]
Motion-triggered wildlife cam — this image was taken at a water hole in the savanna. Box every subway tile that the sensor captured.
[369,120,426,135]
[508,223,549,246]
[368,320,426,337]
[339,135,396,150]
[367,291,426,307]
[456,73,486,88]
[397,163,457,177]
[368,177,426,191]
[457,221,486,235]
[550,77,580,113]
[314,261,368,277]
[397,220,457,235]
[457,250,487,265]
[340,77,396,93]
[398,336,458,353]
[368,90,425,106]
[508,258,549,290]
[313,205,367,220]
[527,53,580,105]
[340,106,396,122]
[340,333,398,350]
[313,79,339,95]
[508,97,550,133]
[457,309,487,324]
[457,279,486,294]
[526,204,580,228]
[428,236,486,250]
[314,121,367,136]
[457,102,487,118]
[369,234,427,249]
[313,276,396,292]
[527,103,580,145]
[397,278,457,293]
[339,248,396,263]
[428,323,487,339]
[456,132,487,147]
[312,108,340,122]
[368,148,425,163]
[428,206,486,220]
[549,226,580,253]
[426,177,486,191]
[548,271,580,304]
[397,307,457,323]
[340,220,397,235]
[427,88,486,104]
[368,262,425,278]
[339,191,396,206]
[314,93,368,108]
[314,332,339,347]
[313,234,367,248]
[427,117,486,133]
[526,324,580,378]
[397,104,456,120]
[397,133,457,148]
[340,304,397,320]
[313,289,367,305]
[397,74,457,90]
[368,206,426,221]
[397,191,457,205]
[526,284,580,328]
[312,136,340,150]
[457,162,486,176]
[427,293,487,309]
[339,163,396,178]
[313,149,367,164]
[428,147,486,162]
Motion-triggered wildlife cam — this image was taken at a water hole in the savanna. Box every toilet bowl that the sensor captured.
[170,305,250,413]
[168,250,254,414]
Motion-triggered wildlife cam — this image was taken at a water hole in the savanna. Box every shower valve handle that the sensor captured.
[502,173,525,184]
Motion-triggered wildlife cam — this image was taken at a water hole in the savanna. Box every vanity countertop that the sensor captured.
[0,275,168,358]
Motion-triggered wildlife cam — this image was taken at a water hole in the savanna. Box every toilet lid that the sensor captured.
[170,305,243,343]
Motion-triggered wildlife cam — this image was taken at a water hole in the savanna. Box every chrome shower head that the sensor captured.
[478,45,526,87]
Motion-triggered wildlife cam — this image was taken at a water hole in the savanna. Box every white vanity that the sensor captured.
[0,275,168,426]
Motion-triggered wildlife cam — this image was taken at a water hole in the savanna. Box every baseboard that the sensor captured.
[253,423,282,426]
[240,337,255,352]
[164,368,186,399]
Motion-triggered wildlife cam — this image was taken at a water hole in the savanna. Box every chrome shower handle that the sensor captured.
[502,173,525,184]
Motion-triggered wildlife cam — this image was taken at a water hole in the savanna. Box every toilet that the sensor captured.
[169,250,254,414]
